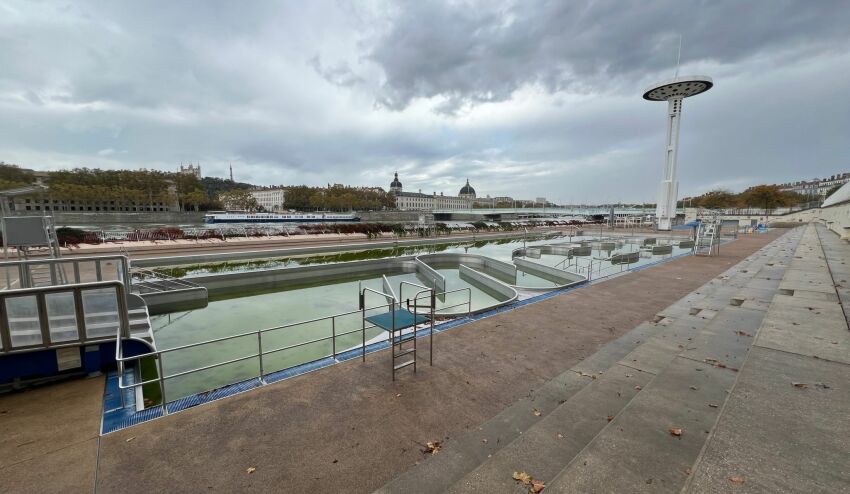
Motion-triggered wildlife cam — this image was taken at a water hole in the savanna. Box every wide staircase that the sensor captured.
[375,225,848,493]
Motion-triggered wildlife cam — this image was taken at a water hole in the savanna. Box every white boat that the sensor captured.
[203,211,360,223]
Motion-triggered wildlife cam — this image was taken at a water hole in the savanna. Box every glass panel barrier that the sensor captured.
[45,291,79,343]
[5,295,42,347]
[82,287,120,338]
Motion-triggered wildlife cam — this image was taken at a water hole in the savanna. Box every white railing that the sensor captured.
[0,280,130,354]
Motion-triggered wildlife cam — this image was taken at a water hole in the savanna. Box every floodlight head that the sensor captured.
[643,75,713,101]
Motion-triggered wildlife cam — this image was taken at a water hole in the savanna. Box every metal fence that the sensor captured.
[115,287,472,415]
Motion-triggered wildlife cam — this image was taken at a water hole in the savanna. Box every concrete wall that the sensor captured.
[358,211,424,222]
[775,203,850,239]
[6,210,207,226]
[513,258,587,288]
[187,257,417,297]
[458,264,518,302]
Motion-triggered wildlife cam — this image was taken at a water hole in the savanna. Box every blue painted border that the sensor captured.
[101,247,697,434]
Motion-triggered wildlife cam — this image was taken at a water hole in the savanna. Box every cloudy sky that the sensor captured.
[1,1,848,203]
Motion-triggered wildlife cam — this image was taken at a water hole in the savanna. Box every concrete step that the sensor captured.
[373,322,665,494]
[440,254,793,493]
[536,229,801,493]
[374,231,800,494]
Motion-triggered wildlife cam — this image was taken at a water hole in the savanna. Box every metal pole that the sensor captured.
[391,300,396,381]
[157,356,168,416]
[331,317,336,359]
[257,331,264,383]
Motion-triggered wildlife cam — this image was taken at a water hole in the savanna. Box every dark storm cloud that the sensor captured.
[0,0,848,202]
[368,0,850,111]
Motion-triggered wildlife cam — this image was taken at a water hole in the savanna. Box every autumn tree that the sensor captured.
[218,189,259,210]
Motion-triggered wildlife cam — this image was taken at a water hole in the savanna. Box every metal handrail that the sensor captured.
[0,254,130,291]
[115,283,477,415]
[130,267,201,291]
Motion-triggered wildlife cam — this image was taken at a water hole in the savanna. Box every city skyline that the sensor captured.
[1,1,848,204]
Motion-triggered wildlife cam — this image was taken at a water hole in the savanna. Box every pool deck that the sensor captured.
[2,225,847,493]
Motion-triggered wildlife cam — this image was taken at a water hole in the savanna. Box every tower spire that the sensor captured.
[229,162,234,182]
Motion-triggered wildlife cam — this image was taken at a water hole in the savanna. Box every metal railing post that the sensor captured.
[257,330,265,383]
[331,317,336,359]
[157,356,168,416]
[390,299,396,381]
[35,292,51,348]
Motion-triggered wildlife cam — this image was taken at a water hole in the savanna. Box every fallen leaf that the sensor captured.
[125,437,135,443]
[482,438,488,444]
[689,386,698,390]
[814,382,831,389]
[606,415,614,422]
[396,393,402,397]
[792,382,808,389]
[735,330,752,337]
[557,433,563,439]
[530,480,546,493]
[424,441,442,455]
[579,372,597,379]
[634,385,642,390]
[669,428,683,437]
[708,403,719,408]
[684,468,692,476]
[246,467,256,474]
[513,471,533,485]
[625,373,633,378]
[728,475,745,485]
[533,409,542,417]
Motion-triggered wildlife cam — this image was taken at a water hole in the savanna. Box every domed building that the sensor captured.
[389,172,474,211]
[458,179,476,199]
[389,172,403,194]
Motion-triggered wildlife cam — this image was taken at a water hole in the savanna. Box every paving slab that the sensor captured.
[545,358,738,494]
[0,376,103,494]
[446,366,654,494]
[686,347,850,494]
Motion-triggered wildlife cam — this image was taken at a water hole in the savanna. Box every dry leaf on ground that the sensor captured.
[424,441,442,455]
[246,467,256,474]
[792,382,808,389]
[530,480,546,493]
[533,409,542,417]
[669,428,683,437]
[606,415,614,422]
[512,471,533,485]
[728,475,745,485]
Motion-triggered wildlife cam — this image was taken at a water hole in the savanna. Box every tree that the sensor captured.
[698,189,737,209]
[218,189,259,210]
[739,185,789,210]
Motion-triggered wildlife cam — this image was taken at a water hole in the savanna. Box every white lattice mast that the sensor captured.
[643,74,713,230]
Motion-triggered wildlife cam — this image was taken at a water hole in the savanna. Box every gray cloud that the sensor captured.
[0,0,848,204]
[368,0,850,112]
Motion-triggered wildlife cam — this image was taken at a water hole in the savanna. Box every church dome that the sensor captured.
[390,172,402,191]
[459,178,475,197]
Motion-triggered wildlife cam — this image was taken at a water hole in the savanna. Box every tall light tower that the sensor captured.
[643,75,713,230]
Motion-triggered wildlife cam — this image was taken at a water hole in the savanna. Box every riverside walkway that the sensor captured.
[1,226,847,493]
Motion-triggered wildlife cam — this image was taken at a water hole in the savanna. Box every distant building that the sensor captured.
[179,163,202,178]
[458,179,476,199]
[250,188,287,212]
[390,172,403,194]
[778,172,850,198]
[390,173,472,210]
[535,197,547,204]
